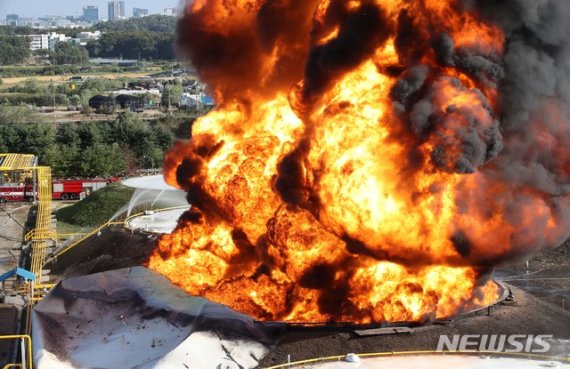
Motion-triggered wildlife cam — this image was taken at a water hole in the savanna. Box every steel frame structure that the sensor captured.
[0,154,52,338]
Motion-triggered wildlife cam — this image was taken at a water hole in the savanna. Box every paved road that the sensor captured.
[0,204,30,276]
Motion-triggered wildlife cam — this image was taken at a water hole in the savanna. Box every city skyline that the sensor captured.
[108,1,126,21]
[0,0,180,19]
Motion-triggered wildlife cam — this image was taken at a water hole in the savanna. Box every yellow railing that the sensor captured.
[3,364,22,369]
[0,335,32,369]
[44,205,189,266]
[0,154,36,171]
[23,230,58,243]
[25,166,52,335]
[1,157,51,368]
[29,167,52,282]
[8,203,188,365]
[43,221,123,265]
[263,350,570,369]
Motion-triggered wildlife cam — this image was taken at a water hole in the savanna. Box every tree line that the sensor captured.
[1,77,127,109]
[86,32,175,60]
[0,111,190,178]
[0,34,30,65]
[93,15,177,33]
[0,15,177,66]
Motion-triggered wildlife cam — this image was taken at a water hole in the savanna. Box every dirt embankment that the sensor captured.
[47,226,159,279]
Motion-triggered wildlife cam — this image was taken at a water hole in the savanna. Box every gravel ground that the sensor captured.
[496,240,570,312]
[258,285,570,366]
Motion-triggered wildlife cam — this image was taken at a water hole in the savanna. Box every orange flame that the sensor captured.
[146,0,523,323]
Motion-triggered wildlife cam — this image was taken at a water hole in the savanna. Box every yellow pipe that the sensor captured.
[3,364,23,369]
[0,335,33,369]
[45,205,189,264]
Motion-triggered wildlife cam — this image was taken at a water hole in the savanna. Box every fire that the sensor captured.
[147,0,567,323]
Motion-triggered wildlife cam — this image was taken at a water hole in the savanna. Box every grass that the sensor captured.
[56,220,93,235]
[55,183,134,227]
[0,72,150,87]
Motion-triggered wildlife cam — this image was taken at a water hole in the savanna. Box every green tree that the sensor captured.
[44,144,80,177]
[0,125,20,152]
[93,15,176,33]
[55,123,81,147]
[49,42,89,65]
[0,26,34,35]
[78,78,123,95]
[80,144,126,177]
[69,95,82,107]
[110,111,144,142]
[8,79,44,94]
[107,111,172,169]
[161,81,183,108]
[87,31,175,60]
[0,35,30,65]
[24,79,43,94]
[13,124,55,163]
[33,49,49,57]
[152,125,174,151]
[77,122,103,149]
[109,111,154,162]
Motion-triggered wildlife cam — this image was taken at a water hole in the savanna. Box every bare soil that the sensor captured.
[0,72,150,87]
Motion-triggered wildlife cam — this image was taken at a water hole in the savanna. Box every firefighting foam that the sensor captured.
[148,0,570,323]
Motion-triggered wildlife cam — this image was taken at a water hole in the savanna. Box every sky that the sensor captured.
[0,0,182,19]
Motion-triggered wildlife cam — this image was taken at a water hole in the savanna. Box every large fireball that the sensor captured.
[148,0,570,323]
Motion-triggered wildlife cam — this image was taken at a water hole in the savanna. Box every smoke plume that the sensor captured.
[148,0,570,323]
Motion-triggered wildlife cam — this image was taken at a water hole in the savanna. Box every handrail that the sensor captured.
[56,232,88,238]
[24,230,59,242]
[44,205,189,266]
[122,205,189,223]
[3,364,23,369]
[262,350,570,369]
[0,335,33,369]
[26,166,52,335]
[43,221,123,265]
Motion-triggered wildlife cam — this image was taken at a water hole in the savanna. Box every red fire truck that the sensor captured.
[0,179,112,202]
[0,185,28,202]
[51,179,109,200]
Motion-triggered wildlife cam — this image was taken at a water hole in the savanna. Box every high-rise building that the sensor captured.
[6,14,19,26]
[163,8,177,16]
[133,8,148,18]
[108,1,126,21]
[83,6,99,23]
